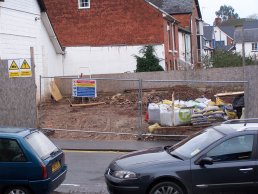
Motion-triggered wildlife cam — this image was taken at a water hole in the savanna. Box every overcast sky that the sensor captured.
[198,0,258,25]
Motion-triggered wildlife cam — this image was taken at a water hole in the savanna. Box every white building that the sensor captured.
[235,28,258,59]
[0,0,64,100]
[203,25,234,57]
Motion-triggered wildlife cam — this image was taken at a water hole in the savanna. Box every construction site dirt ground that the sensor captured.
[38,85,243,141]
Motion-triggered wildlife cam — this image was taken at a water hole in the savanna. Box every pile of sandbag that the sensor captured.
[148,101,193,127]
[147,96,238,127]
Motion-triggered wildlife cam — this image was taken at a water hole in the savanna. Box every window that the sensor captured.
[207,135,254,162]
[0,139,26,162]
[215,41,225,48]
[170,128,223,158]
[25,131,58,159]
[78,0,90,9]
[252,43,258,51]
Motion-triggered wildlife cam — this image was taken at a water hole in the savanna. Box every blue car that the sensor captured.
[0,127,67,194]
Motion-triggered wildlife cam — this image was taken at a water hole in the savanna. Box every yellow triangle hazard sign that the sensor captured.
[20,60,31,69]
[9,61,19,70]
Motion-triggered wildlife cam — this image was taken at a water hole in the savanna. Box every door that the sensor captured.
[191,134,256,194]
[0,138,31,181]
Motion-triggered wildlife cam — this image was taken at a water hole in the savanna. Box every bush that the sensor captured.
[204,51,255,68]
[135,45,164,72]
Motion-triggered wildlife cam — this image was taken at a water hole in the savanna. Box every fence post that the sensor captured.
[137,79,143,139]
[39,75,42,104]
[244,81,249,118]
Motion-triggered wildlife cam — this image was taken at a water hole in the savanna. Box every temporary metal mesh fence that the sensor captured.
[39,76,248,139]
[39,76,143,140]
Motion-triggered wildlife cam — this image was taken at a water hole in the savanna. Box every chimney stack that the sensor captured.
[214,17,222,26]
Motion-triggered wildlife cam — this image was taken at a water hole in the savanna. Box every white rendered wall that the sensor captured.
[38,21,63,100]
[236,43,257,57]
[0,0,39,59]
[63,45,165,75]
[214,26,229,45]
[0,0,63,101]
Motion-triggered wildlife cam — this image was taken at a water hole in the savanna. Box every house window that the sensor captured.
[78,0,90,9]
[252,43,258,51]
[215,41,225,48]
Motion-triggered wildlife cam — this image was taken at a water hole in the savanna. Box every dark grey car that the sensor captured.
[105,119,258,194]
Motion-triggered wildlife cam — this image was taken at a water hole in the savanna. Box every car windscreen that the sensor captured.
[170,128,224,158]
[25,131,58,160]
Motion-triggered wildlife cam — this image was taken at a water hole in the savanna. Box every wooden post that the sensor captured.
[172,92,175,126]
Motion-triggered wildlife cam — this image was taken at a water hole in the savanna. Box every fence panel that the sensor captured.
[39,77,143,140]
[0,57,37,128]
[39,75,249,140]
[141,79,247,138]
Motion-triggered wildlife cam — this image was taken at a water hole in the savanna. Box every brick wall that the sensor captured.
[227,36,233,45]
[44,0,164,47]
[172,14,197,67]
[172,14,191,30]
[172,2,201,68]
[191,1,199,67]
[163,21,180,70]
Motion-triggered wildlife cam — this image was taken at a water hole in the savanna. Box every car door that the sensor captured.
[0,138,31,182]
[191,133,257,194]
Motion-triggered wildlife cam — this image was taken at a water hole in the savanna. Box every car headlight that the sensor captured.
[113,170,137,179]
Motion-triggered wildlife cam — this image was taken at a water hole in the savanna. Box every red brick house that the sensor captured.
[147,0,204,68]
[43,0,202,74]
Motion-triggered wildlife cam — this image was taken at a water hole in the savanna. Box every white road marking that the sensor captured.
[61,184,80,187]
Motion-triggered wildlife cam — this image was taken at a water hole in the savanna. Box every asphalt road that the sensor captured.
[52,150,124,194]
[51,150,254,194]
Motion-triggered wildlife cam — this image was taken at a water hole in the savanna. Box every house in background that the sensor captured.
[148,0,204,69]
[203,24,235,57]
[44,0,204,74]
[234,20,258,60]
[202,18,258,65]
[44,0,181,74]
[0,0,64,99]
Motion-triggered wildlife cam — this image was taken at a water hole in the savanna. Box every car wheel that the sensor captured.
[149,181,184,194]
[4,186,31,194]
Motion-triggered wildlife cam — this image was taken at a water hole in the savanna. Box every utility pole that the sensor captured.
[241,26,246,69]
[236,25,246,78]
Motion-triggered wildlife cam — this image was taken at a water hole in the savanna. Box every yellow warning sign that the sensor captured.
[9,72,20,77]
[20,59,31,69]
[9,61,19,70]
[20,71,32,77]
[8,59,32,78]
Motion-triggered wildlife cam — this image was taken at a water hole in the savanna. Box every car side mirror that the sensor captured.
[199,157,213,166]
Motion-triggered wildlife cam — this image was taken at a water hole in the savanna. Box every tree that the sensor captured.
[134,45,164,72]
[215,5,240,21]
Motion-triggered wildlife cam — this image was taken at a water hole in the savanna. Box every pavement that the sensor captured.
[51,139,178,152]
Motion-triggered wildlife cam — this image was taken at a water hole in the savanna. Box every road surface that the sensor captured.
[52,150,124,194]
